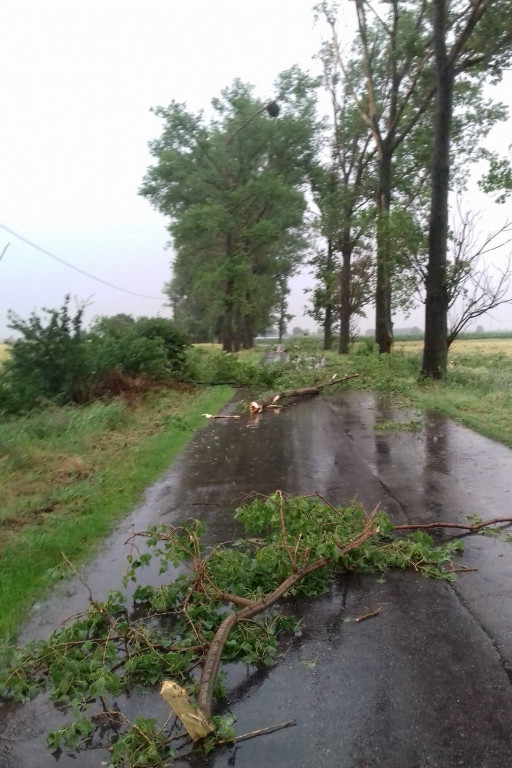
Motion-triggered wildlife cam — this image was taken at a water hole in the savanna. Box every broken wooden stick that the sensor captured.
[217,719,297,745]
[354,607,381,624]
[203,413,240,419]
[160,680,214,741]
[394,517,512,533]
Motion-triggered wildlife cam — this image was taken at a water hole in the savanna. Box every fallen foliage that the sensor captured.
[0,491,475,766]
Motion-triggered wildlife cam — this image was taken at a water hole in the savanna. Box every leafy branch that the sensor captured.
[1,492,477,765]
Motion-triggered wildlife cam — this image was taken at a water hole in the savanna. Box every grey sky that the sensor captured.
[1,1,511,340]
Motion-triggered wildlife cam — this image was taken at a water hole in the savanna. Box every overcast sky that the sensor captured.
[1,0,511,340]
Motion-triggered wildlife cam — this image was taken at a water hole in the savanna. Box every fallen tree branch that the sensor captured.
[354,607,381,623]
[197,518,377,719]
[203,414,240,420]
[217,719,297,745]
[394,517,512,533]
[249,374,360,413]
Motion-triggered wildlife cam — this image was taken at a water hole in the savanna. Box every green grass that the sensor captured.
[323,340,512,447]
[0,385,232,642]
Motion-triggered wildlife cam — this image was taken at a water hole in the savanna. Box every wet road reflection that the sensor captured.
[2,391,512,767]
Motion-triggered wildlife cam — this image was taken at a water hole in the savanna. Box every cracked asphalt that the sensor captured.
[2,390,512,768]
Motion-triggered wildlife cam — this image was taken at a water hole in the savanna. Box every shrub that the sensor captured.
[89,332,169,380]
[131,317,189,374]
[0,297,90,412]
[89,316,189,380]
[0,303,191,414]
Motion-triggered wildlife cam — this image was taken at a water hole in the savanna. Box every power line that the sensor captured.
[0,221,166,301]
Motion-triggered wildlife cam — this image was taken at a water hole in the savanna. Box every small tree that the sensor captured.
[1,296,90,410]
[445,208,512,346]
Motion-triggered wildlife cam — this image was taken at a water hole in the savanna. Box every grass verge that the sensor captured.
[0,385,232,642]
[319,340,512,448]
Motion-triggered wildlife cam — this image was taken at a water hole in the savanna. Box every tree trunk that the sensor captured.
[242,315,253,349]
[422,0,452,378]
[375,149,394,354]
[222,279,234,352]
[338,240,352,354]
[323,239,334,351]
[233,309,241,353]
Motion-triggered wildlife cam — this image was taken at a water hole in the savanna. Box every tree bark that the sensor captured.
[422,0,452,378]
[375,148,394,354]
[323,239,334,351]
[222,279,234,352]
[338,238,352,354]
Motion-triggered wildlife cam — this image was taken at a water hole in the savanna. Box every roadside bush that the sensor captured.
[89,316,189,380]
[130,317,189,374]
[0,302,191,414]
[183,347,283,388]
[0,297,90,412]
[89,332,169,380]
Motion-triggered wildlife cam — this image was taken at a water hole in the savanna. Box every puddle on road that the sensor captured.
[2,390,512,767]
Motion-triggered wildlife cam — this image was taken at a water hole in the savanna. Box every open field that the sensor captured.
[395,337,512,358]
[0,343,9,362]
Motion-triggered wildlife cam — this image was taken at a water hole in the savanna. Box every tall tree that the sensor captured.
[422,0,512,377]
[324,0,436,353]
[140,73,316,351]
[308,43,375,353]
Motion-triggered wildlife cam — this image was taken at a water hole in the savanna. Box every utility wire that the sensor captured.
[0,221,166,301]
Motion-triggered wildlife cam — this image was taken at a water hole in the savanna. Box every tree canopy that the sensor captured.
[140,72,318,351]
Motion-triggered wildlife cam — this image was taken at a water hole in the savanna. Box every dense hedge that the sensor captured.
[0,298,189,413]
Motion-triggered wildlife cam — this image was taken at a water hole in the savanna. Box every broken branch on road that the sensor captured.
[248,374,360,413]
[353,607,382,623]
[394,517,512,534]
[5,490,498,765]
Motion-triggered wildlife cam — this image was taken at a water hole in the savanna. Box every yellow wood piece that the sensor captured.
[160,681,214,741]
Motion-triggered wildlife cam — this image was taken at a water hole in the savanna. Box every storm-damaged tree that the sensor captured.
[307,41,376,353]
[320,0,510,358]
[322,0,437,353]
[140,71,317,352]
[422,0,512,378]
[398,198,512,346]
[444,203,512,346]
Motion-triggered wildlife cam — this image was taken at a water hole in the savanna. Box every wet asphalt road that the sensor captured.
[2,390,512,768]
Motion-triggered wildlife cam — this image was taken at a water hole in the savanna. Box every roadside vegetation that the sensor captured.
[295,336,512,448]
[0,386,232,642]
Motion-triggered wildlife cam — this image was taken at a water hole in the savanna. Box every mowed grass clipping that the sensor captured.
[0,385,232,642]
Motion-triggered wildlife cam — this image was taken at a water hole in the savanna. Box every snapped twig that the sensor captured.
[217,719,297,745]
[354,607,381,623]
[394,517,512,533]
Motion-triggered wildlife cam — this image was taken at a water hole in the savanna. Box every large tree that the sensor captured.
[306,36,377,353]
[324,0,436,353]
[422,0,512,377]
[140,73,317,351]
